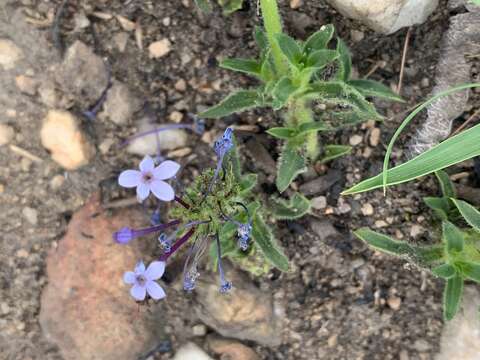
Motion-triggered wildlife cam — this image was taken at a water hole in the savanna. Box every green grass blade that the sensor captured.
[381,83,480,194]
[443,274,463,321]
[435,170,456,198]
[342,122,480,195]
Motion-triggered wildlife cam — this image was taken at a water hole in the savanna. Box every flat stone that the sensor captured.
[299,170,341,196]
[101,81,140,125]
[194,266,283,347]
[326,0,439,34]
[15,75,38,95]
[173,343,213,360]
[126,120,188,155]
[311,196,327,210]
[149,39,172,59]
[113,32,129,53]
[22,207,38,225]
[0,39,23,70]
[40,194,166,360]
[207,335,260,360]
[437,286,480,360]
[57,41,109,103]
[40,110,95,170]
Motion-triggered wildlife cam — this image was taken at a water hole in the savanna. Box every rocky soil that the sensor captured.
[1,0,479,359]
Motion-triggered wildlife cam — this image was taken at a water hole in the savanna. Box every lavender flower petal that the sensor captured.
[118,170,142,188]
[130,284,147,301]
[136,183,150,202]
[146,281,166,300]
[145,261,165,280]
[153,160,181,180]
[139,155,155,172]
[150,180,175,201]
[134,261,146,274]
[123,271,136,284]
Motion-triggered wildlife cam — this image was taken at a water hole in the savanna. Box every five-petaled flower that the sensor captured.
[123,261,166,301]
[118,155,180,202]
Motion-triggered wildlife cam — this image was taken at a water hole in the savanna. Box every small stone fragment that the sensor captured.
[0,124,15,146]
[369,128,381,147]
[174,343,213,360]
[311,196,327,210]
[350,29,365,42]
[15,75,38,95]
[361,203,374,216]
[174,79,187,92]
[349,134,363,146]
[207,336,260,360]
[410,224,424,238]
[149,39,172,59]
[387,295,402,310]
[22,207,38,225]
[0,39,23,70]
[50,174,65,190]
[101,81,140,125]
[116,15,136,31]
[192,324,207,337]
[169,111,183,123]
[290,0,303,9]
[113,32,129,53]
[40,110,95,170]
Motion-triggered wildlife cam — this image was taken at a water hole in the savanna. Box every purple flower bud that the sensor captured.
[237,223,252,251]
[114,227,135,244]
[219,281,232,294]
[193,117,206,135]
[213,127,234,158]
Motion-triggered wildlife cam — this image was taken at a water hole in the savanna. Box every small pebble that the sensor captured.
[361,203,374,216]
[349,134,363,146]
[16,249,29,258]
[15,75,38,95]
[350,30,365,42]
[387,296,402,310]
[192,324,207,337]
[410,224,424,237]
[50,174,65,189]
[175,79,187,92]
[311,196,327,210]
[22,207,38,225]
[0,124,14,146]
[0,302,10,315]
[149,39,172,58]
[0,39,23,70]
[113,32,129,53]
[169,111,183,123]
[374,220,388,228]
[369,128,381,147]
[290,0,303,8]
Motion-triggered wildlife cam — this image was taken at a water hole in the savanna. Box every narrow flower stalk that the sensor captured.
[182,235,209,292]
[83,64,112,121]
[113,219,181,244]
[174,195,190,209]
[216,233,232,293]
[159,227,196,261]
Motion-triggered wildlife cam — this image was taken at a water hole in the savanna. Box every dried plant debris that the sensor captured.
[408,0,480,157]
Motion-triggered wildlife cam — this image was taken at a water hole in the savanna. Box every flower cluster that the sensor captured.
[115,128,253,302]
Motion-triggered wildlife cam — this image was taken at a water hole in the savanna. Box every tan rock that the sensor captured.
[207,336,260,360]
[0,124,15,146]
[194,266,283,346]
[40,194,166,360]
[40,110,95,170]
[149,39,172,59]
[15,75,38,95]
[349,134,363,146]
[0,39,23,70]
[101,81,140,125]
[174,342,213,360]
[290,0,303,9]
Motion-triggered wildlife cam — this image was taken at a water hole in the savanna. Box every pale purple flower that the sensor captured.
[118,155,180,202]
[123,261,166,301]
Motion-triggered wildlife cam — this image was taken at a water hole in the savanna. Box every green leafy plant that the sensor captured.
[194,0,244,14]
[200,0,403,193]
[354,172,480,320]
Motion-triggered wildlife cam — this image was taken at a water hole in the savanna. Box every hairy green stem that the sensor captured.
[289,98,318,159]
[259,0,288,75]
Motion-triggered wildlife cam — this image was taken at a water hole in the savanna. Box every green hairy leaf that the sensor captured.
[435,170,456,198]
[267,127,297,139]
[335,38,352,81]
[255,26,269,54]
[432,263,456,279]
[194,0,213,12]
[303,24,335,54]
[272,77,296,109]
[457,261,480,283]
[443,274,463,321]
[354,228,414,257]
[442,221,464,254]
[200,90,262,118]
[298,122,328,134]
[342,123,480,195]
[218,0,244,14]
[239,173,258,194]
[306,49,339,69]
[319,144,352,163]
[252,213,289,271]
[274,33,303,67]
[423,197,450,220]
[348,79,404,102]
[270,193,311,219]
[452,199,480,232]
[276,143,307,192]
[221,58,262,77]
